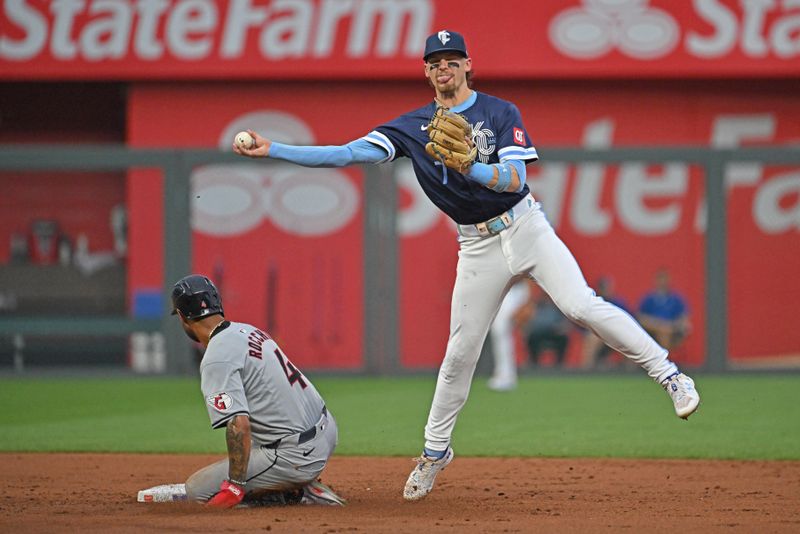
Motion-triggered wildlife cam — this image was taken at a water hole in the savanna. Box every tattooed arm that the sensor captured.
[226,415,251,484]
[206,414,251,508]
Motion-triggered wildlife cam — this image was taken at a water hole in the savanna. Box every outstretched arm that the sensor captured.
[233,129,388,167]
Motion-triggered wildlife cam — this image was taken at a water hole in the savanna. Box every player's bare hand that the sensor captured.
[233,129,271,158]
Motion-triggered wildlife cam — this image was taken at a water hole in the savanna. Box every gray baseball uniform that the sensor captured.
[185,320,337,502]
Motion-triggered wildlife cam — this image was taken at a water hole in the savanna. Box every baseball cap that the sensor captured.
[423,30,468,61]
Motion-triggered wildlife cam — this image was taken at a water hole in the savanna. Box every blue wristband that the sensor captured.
[466,162,495,186]
[491,164,512,192]
[467,162,517,192]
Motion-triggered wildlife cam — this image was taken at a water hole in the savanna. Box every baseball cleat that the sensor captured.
[300,480,346,506]
[662,372,700,419]
[403,446,454,501]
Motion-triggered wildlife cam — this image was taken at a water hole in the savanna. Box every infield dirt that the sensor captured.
[2,453,798,533]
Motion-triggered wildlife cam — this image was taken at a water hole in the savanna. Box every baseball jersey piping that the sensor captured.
[446,90,478,113]
[498,146,539,162]
[246,452,280,482]
[211,410,249,429]
[362,131,395,162]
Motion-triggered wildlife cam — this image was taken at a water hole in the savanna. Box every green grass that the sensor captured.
[1,375,798,460]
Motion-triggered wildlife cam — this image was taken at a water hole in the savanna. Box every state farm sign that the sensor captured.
[1,0,798,79]
[0,0,432,78]
[550,0,800,60]
[1,0,430,61]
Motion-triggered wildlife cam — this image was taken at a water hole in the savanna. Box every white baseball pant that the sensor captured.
[423,195,678,451]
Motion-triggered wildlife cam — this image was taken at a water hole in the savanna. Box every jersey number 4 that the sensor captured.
[274,348,308,389]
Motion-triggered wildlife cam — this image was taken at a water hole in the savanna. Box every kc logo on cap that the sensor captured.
[424,30,468,61]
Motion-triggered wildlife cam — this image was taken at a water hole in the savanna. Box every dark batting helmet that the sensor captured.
[171,274,224,320]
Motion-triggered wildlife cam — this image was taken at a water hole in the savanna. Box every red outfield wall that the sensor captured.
[4,0,799,368]
[127,80,800,369]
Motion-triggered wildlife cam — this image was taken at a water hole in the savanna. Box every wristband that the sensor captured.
[490,163,512,192]
[466,162,495,186]
[228,478,247,486]
[467,162,514,192]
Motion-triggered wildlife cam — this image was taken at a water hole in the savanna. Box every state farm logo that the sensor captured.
[549,0,800,61]
[1,0,433,62]
[549,0,679,59]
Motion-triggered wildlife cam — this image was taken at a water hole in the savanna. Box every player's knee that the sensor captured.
[556,293,593,325]
[185,473,212,503]
[443,333,483,372]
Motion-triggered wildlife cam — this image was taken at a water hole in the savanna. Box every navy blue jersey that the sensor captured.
[363,92,538,225]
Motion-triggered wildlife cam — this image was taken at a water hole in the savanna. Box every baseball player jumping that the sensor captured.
[234,30,700,502]
[171,275,345,507]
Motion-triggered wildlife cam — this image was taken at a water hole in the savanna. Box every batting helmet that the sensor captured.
[171,275,224,320]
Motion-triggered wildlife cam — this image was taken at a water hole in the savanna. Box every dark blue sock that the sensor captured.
[423,447,446,459]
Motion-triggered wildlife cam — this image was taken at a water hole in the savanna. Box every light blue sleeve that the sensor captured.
[467,160,527,192]
[268,138,388,167]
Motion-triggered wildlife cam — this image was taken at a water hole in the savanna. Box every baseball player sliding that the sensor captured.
[170,275,345,507]
[234,30,700,502]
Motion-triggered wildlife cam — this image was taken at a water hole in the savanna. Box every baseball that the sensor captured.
[234,131,255,150]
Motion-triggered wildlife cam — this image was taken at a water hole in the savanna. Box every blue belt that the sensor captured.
[457,194,536,238]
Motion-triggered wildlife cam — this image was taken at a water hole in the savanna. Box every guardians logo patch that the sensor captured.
[207,392,232,412]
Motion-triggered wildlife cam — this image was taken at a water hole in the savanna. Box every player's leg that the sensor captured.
[272,413,345,506]
[185,456,246,502]
[506,207,699,417]
[507,213,674,380]
[404,234,511,501]
[424,235,512,451]
[185,414,339,503]
[183,450,288,503]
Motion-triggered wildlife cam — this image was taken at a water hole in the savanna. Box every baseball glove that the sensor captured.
[425,107,477,173]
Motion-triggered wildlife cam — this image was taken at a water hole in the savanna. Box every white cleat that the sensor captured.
[662,372,700,419]
[403,447,454,501]
[300,480,346,506]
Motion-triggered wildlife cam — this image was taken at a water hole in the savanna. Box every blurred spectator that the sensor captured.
[28,219,61,265]
[637,269,691,353]
[9,232,29,264]
[487,278,534,391]
[581,276,631,369]
[524,290,571,368]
